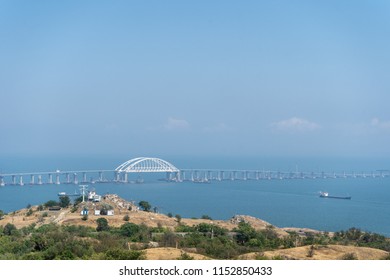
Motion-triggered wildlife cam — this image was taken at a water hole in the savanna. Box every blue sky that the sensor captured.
[1,1,390,157]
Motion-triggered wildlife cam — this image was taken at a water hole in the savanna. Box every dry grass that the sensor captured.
[143,247,210,260]
[239,245,389,260]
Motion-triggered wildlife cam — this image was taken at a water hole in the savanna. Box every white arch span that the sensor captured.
[115,157,180,173]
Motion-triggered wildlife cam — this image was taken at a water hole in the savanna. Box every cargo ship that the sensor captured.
[319,192,351,200]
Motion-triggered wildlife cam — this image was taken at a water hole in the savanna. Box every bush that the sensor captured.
[96,218,109,232]
[138,201,151,212]
[44,200,59,208]
[341,253,358,260]
[201,215,212,220]
[26,208,34,217]
[123,215,130,222]
[177,252,194,260]
[105,249,145,260]
[3,223,17,236]
[59,196,71,208]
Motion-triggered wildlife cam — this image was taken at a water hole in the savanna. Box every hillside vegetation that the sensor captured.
[0,195,389,260]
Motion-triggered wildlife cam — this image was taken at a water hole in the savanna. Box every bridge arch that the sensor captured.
[115,157,180,173]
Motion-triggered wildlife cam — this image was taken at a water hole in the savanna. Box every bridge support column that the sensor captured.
[48,174,53,184]
[83,172,87,183]
[232,171,237,180]
[19,176,24,186]
[38,175,43,185]
[220,171,224,181]
[73,173,78,185]
[12,175,16,185]
[0,176,5,186]
[56,174,60,185]
[176,171,181,182]
[115,171,120,182]
[207,171,212,181]
[66,173,71,184]
[30,175,35,185]
[123,173,128,183]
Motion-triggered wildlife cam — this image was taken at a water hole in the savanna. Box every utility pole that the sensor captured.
[79,185,88,203]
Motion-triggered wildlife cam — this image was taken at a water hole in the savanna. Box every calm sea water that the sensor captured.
[1,155,390,236]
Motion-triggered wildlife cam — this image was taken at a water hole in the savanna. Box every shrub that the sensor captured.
[341,253,358,260]
[44,200,59,208]
[96,218,109,232]
[26,208,34,217]
[177,252,194,260]
[201,215,212,220]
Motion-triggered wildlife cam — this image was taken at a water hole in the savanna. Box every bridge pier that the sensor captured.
[30,175,35,185]
[56,173,60,185]
[0,176,5,186]
[19,175,24,186]
[73,173,78,185]
[180,171,186,181]
[114,171,120,182]
[65,173,71,184]
[12,175,16,185]
[123,173,128,183]
[37,175,43,185]
[207,171,212,181]
[48,174,53,184]
[83,172,87,183]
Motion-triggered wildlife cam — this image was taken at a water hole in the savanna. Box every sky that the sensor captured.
[1,0,390,158]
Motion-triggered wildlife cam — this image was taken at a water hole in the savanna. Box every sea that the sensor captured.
[1,155,390,236]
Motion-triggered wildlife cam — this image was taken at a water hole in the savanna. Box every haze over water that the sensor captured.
[1,156,390,236]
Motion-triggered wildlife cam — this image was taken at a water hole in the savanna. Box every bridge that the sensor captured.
[0,157,389,186]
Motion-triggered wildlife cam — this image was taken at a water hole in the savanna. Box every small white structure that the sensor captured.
[107,210,114,216]
[80,209,89,216]
[94,210,101,216]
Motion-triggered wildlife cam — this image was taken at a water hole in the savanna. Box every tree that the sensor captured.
[3,223,17,236]
[175,214,182,223]
[201,215,212,220]
[120,223,140,237]
[235,222,257,245]
[44,200,59,208]
[96,218,109,232]
[138,201,151,212]
[59,196,71,208]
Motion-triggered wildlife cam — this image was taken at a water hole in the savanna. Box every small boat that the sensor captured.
[58,191,80,197]
[319,191,351,200]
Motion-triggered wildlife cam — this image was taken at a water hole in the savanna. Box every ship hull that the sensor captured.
[320,194,351,200]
